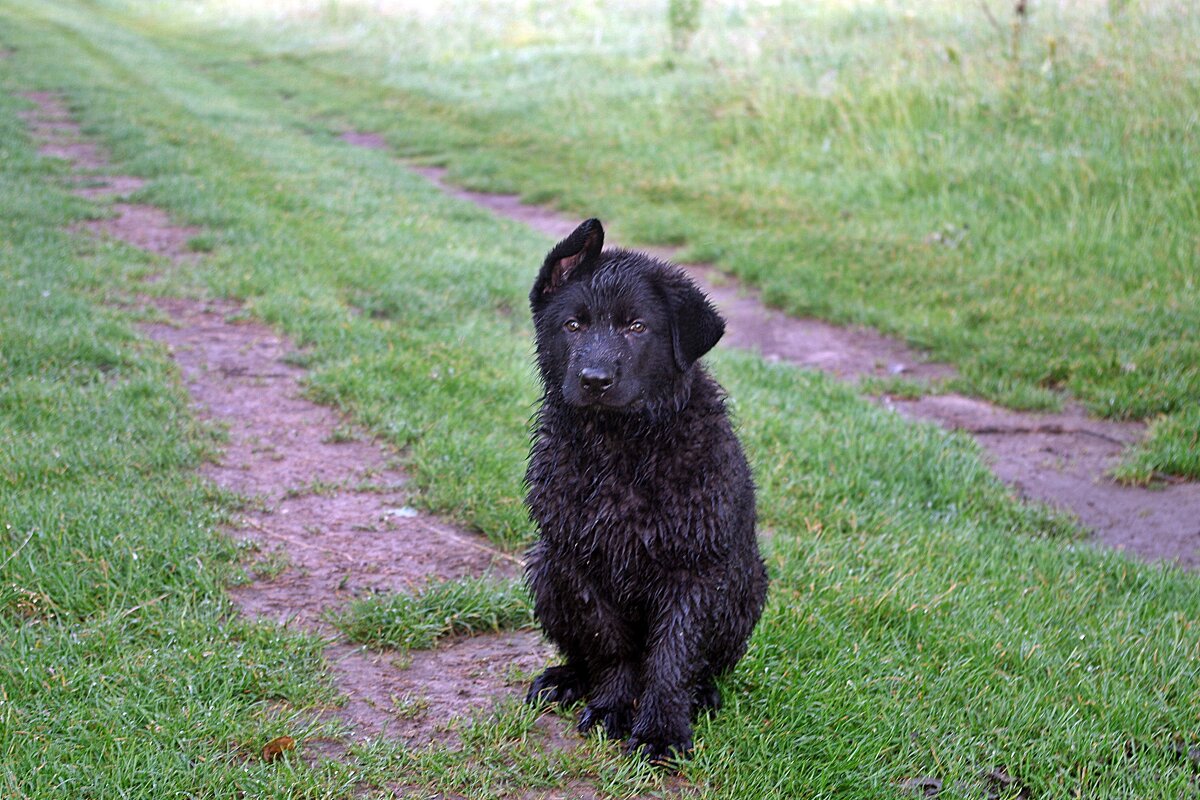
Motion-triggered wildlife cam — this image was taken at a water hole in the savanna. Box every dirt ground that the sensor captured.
[402,159,1200,569]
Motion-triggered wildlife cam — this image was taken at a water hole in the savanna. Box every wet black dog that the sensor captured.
[524,219,768,763]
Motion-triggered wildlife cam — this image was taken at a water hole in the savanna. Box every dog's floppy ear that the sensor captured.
[530,219,604,311]
[667,277,725,372]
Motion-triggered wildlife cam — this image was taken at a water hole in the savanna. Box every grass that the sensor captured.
[1,1,1200,797]
[0,83,343,798]
[333,577,535,651]
[170,0,1200,479]
[1115,404,1200,484]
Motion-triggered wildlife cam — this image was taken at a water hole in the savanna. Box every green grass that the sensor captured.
[2,1,1200,797]
[0,84,343,798]
[334,577,535,651]
[1115,404,1200,485]
[165,0,1200,478]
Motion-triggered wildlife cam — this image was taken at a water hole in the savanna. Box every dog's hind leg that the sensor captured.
[527,553,640,736]
[526,547,594,708]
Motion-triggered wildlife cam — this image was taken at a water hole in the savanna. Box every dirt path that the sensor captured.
[142,296,548,746]
[18,92,562,757]
[393,156,1200,568]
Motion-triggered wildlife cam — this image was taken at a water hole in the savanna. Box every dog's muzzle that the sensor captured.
[579,366,615,397]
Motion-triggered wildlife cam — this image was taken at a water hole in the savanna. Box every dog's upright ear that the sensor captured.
[666,275,725,373]
[531,219,605,312]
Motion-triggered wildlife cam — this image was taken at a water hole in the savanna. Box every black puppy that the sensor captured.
[524,219,768,763]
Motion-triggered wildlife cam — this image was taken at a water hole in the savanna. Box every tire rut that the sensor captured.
[18,90,561,756]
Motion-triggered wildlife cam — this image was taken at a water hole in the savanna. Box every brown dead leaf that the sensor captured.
[261,735,296,762]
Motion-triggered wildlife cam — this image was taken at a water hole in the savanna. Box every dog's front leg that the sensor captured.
[575,599,640,740]
[577,658,638,740]
[626,581,703,764]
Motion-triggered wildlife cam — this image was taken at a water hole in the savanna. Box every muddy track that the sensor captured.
[374,146,1200,568]
[18,92,566,759]
[141,296,548,747]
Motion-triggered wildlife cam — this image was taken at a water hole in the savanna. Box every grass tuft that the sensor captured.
[1114,405,1200,485]
[333,577,536,651]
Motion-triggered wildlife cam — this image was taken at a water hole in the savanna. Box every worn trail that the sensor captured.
[19,91,556,752]
[396,156,1200,568]
[143,297,545,745]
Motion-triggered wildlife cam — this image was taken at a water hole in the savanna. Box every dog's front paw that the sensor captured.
[577,702,633,739]
[691,682,722,718]
[526,665,586,708]
[625,727,693,767]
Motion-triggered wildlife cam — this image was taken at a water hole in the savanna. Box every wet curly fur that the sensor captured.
[524,219,768,764]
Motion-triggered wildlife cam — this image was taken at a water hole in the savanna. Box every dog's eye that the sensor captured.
[628,320,647,334]
[564,319,582,333]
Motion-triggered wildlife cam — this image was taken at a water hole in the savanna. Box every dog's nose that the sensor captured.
[579,367,615,395]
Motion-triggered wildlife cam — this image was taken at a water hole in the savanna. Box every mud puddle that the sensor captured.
[390,156,1200,567]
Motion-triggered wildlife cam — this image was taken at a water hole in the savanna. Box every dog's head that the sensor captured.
[530,219,725,412]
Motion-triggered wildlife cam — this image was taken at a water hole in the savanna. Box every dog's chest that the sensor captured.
[527,420,713,563]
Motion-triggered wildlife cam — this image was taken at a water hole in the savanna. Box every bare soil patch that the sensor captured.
[339,129,389,150]
[20,93,562,755]
[80,202,201,260]
[398,158,1200,567]
[19,91,108,170]
[141,298,517,620]
[891,394,1200,567]
[18,93,186,257]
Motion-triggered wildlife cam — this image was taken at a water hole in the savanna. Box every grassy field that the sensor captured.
[2,1,1200,797]
[0,84,346,796]
[172,0,1200,481]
